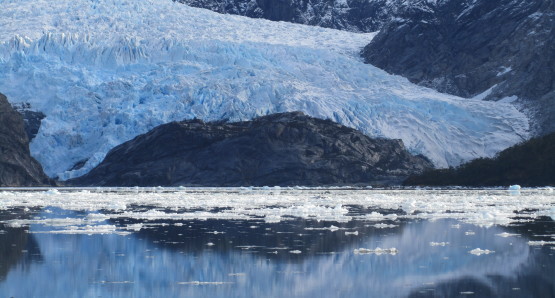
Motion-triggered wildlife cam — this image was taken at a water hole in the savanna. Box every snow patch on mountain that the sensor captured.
[0,0,528,180]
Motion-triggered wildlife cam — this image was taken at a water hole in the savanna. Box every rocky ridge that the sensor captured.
[0,93,53,187]
[71,112,432,187]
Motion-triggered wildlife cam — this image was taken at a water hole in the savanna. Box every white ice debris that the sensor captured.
[469,248,495,255]
[527,240,555,246]
[540,187,554,193]
[1,188,555,236]
[509,185,522,191]
[45,189,60,195]
[289,250,302,254]
[345,231,359,235]
[429,242,449,246]
[496,232,519,238]
[30,224,129,235]
[544,207,555,221]
[125,223,143,231]
[177,281,233,285]
[354,247,398,255]
[372,223,398,229]
[305,225,341,231]
[0,0,529,180]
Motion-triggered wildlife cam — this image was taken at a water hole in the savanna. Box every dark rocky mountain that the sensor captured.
[404,131,555,187]
[0,93,53,187]
[174,0,397,32]
[362,0,555,134]
[70,112,432,187]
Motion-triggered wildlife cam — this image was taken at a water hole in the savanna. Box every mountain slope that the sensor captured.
[362,0,555,134]
[70,112,433,186]
[174,0,396,32]
[0,93,53,186]
[404,132,555,187]
[0,0,528,180]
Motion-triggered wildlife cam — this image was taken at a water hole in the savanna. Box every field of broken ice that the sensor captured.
[1,187,554,232]
[0,0,529,180]
[0,188,554,297]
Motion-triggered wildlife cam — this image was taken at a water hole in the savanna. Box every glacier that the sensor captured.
[0,0,529,180]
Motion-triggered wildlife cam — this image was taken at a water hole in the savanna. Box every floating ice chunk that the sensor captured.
[125,223,143,231]
[264,214,282,223]
[178,281,233,285]
[460,292,475,295]
[468,210,513,226]
[527,240,555,246]
[289,250,302,254]
[402,200,418,214]
[106,201,127,211]
[30,224,127,235]
[469,248,495,255]
[45,189,60,195]
[206,242,215,246]
[496,232,519,238]
[353,247,398,255]
[546,207,555,221]
[509,185,521,190]
[465,231,476,235]
[305,225,341,231]
[228,273,246,276]
[328,225,340,231]
[345,231,358,236]
[364,212,397,221]
[372,223,398,229]
[539,187,553,193]
[430,242,449,246]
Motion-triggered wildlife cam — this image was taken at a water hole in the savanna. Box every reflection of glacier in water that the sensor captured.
[0,189,554,297]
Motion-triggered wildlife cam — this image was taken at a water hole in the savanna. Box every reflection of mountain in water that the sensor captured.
[0,209,42,281]
[112,216,404,260]
[1,210,554,297]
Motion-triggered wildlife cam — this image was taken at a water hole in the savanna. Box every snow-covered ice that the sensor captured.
[0,0,529,179]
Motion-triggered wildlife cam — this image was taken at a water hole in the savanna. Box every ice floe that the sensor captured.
[353,247,398,255]
[469,248,495,256]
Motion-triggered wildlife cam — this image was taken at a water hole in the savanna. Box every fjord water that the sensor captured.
[0,188,554,297]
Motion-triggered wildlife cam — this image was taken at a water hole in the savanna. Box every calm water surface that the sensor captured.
[0,188,554,297]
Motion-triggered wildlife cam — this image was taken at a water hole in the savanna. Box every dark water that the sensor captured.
[0,207,554,298]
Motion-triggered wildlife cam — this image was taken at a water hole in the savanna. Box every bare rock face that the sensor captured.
[70,112,432,187]
[362,0,555,134]
[174,0,397,32]
[0,93,53,187]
